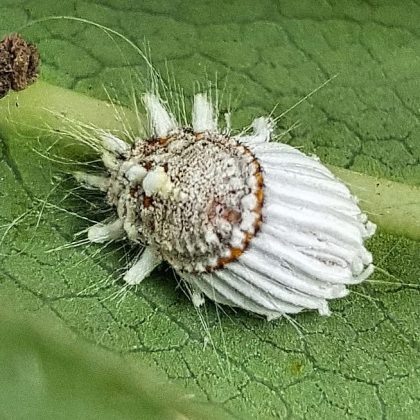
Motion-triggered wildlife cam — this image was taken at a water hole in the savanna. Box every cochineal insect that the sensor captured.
[74,92,376,320]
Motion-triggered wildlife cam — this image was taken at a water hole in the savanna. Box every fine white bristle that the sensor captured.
[143,93,177,137]
[239,117,273,144]
[191,287,205,308]
[73,172,110,191]
[87,220,125,243]
[123,247,162,285]
[102,151,119,171]
[100,133,130,155]
[192,93,216,133]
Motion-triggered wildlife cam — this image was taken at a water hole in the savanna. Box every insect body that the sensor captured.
[76,93,376,320]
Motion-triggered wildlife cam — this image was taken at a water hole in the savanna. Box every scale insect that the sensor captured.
[73,91,376,321]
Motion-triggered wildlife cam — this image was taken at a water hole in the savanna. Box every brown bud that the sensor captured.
[0,33,40,99]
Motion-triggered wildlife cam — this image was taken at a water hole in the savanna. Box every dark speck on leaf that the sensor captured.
[290,359,305,375]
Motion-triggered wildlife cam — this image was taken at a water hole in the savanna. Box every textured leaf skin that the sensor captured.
[1,1,420,419]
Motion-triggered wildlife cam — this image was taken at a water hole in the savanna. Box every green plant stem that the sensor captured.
[0,81,419,240]
[0,81,143,156]
[329,167,420,241]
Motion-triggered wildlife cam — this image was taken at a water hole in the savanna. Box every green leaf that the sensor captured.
[1,1,420,419]
[0,304,232,420]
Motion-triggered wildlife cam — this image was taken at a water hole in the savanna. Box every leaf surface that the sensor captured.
[1,1,419,419]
